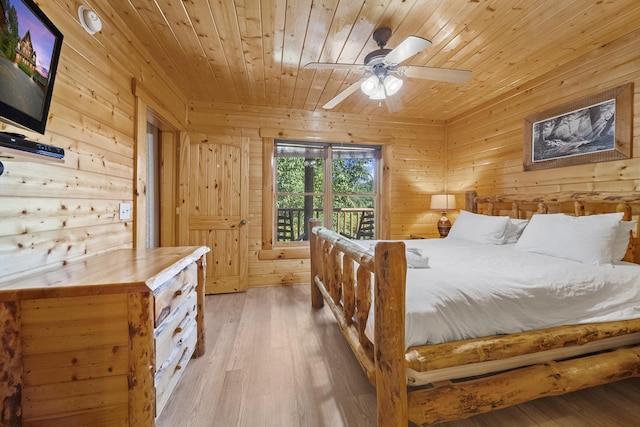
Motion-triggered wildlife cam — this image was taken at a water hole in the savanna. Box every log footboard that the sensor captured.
[309,219,408,426]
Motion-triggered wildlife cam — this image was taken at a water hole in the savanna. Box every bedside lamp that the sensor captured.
[430,194,456,237]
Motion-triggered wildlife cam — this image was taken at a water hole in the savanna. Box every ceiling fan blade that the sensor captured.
[400,65,472,84]
[383,36,431,65]
[384,94,403,113]
[322,80,363,109]
[304,62,364,72]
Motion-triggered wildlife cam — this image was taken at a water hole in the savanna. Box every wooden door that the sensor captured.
[178,135,249,294]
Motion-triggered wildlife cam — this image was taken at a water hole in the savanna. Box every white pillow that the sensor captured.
[504,219,529,244]
[446,210,510,245]
[514,213,623,265]
[612,221,636,261]
[405,247,430,269]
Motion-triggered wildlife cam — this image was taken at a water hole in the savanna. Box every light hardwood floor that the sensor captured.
[156,285,640,427]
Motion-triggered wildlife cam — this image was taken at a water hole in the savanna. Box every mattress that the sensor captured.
[363,238,640,348]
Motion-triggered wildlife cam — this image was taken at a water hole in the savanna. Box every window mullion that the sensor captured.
[324,146,333,229]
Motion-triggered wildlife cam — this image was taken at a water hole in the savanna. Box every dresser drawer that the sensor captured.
[155,322,198,417]
[154,262,197,326]
[155,291,197,367]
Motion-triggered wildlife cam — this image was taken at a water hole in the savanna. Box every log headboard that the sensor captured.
[464,190,640,264]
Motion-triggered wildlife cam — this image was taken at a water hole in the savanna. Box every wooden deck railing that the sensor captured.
[277,207,374,241]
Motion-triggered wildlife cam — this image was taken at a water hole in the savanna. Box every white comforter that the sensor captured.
[363,238,640,348]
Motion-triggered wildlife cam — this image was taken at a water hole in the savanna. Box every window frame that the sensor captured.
[261,136,390,256]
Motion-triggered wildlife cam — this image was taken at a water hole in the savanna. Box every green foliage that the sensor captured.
[332,158,374,208]
[17,60,31,76]
[1,1,19,61]
[276,156,374,210]
[276,157,323,209]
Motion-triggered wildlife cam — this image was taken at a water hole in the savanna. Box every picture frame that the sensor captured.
[523,83,632,171]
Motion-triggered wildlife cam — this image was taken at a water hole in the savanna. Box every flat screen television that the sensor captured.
[0,0,63,135]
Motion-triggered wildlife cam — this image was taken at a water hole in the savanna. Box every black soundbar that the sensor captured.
[0,132,64,159]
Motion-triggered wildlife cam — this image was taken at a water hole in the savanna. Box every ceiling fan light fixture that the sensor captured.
[360,75,379,97]
[383,75,403,96]
[369,84,386,100]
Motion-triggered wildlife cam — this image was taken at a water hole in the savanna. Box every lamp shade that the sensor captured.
[383,75,403,96]
[369,84,386,100]
[430,194,456,211]
[360,75,379,97]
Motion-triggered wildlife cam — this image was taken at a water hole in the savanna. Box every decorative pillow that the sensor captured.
[504,219,529,244]
[612,221,636,261]
[446,210,510,245]
[514,213,623,265]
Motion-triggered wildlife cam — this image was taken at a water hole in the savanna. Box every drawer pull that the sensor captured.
[174,312,192,334]
[175,346,192,371]
[174,281,192,297]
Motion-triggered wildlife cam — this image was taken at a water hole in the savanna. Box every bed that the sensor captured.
[308,190,640,426]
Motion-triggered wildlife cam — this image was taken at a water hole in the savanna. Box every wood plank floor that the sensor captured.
[156,285,640,427]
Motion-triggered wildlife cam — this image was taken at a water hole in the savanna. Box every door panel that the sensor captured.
[179,136,249,294]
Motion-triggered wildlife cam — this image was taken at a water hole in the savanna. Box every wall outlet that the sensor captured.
[119,202,131,220]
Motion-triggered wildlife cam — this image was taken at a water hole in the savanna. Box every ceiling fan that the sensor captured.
[304,27,472,112]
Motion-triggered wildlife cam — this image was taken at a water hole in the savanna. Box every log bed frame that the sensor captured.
[309,190,640,426]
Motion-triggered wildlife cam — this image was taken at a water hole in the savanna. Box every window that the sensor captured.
[274,140,381,244]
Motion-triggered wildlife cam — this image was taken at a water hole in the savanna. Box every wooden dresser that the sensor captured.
[0,246,210,426]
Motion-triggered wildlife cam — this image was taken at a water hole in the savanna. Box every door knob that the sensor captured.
[240,219,248,225]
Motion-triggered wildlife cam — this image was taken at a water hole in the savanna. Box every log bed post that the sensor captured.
[309,218,324,309]
[374,241,408,427]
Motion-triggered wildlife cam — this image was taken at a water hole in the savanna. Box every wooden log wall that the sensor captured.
[446,28,640,197]
[2,2,636,288]
[187,105,445,287]
[0,0,188,281]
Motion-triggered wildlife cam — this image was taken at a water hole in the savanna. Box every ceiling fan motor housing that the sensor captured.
[366,26,394,67]
[364,49,392,67]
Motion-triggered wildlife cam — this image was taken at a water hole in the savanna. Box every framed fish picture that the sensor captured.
[523,83,632,171]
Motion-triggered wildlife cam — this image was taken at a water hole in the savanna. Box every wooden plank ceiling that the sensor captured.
[108,0,640,120]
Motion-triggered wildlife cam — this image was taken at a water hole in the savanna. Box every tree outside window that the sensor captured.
[275,141,380,242]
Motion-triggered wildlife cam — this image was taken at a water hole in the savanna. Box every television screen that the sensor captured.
[0,0,63,134]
